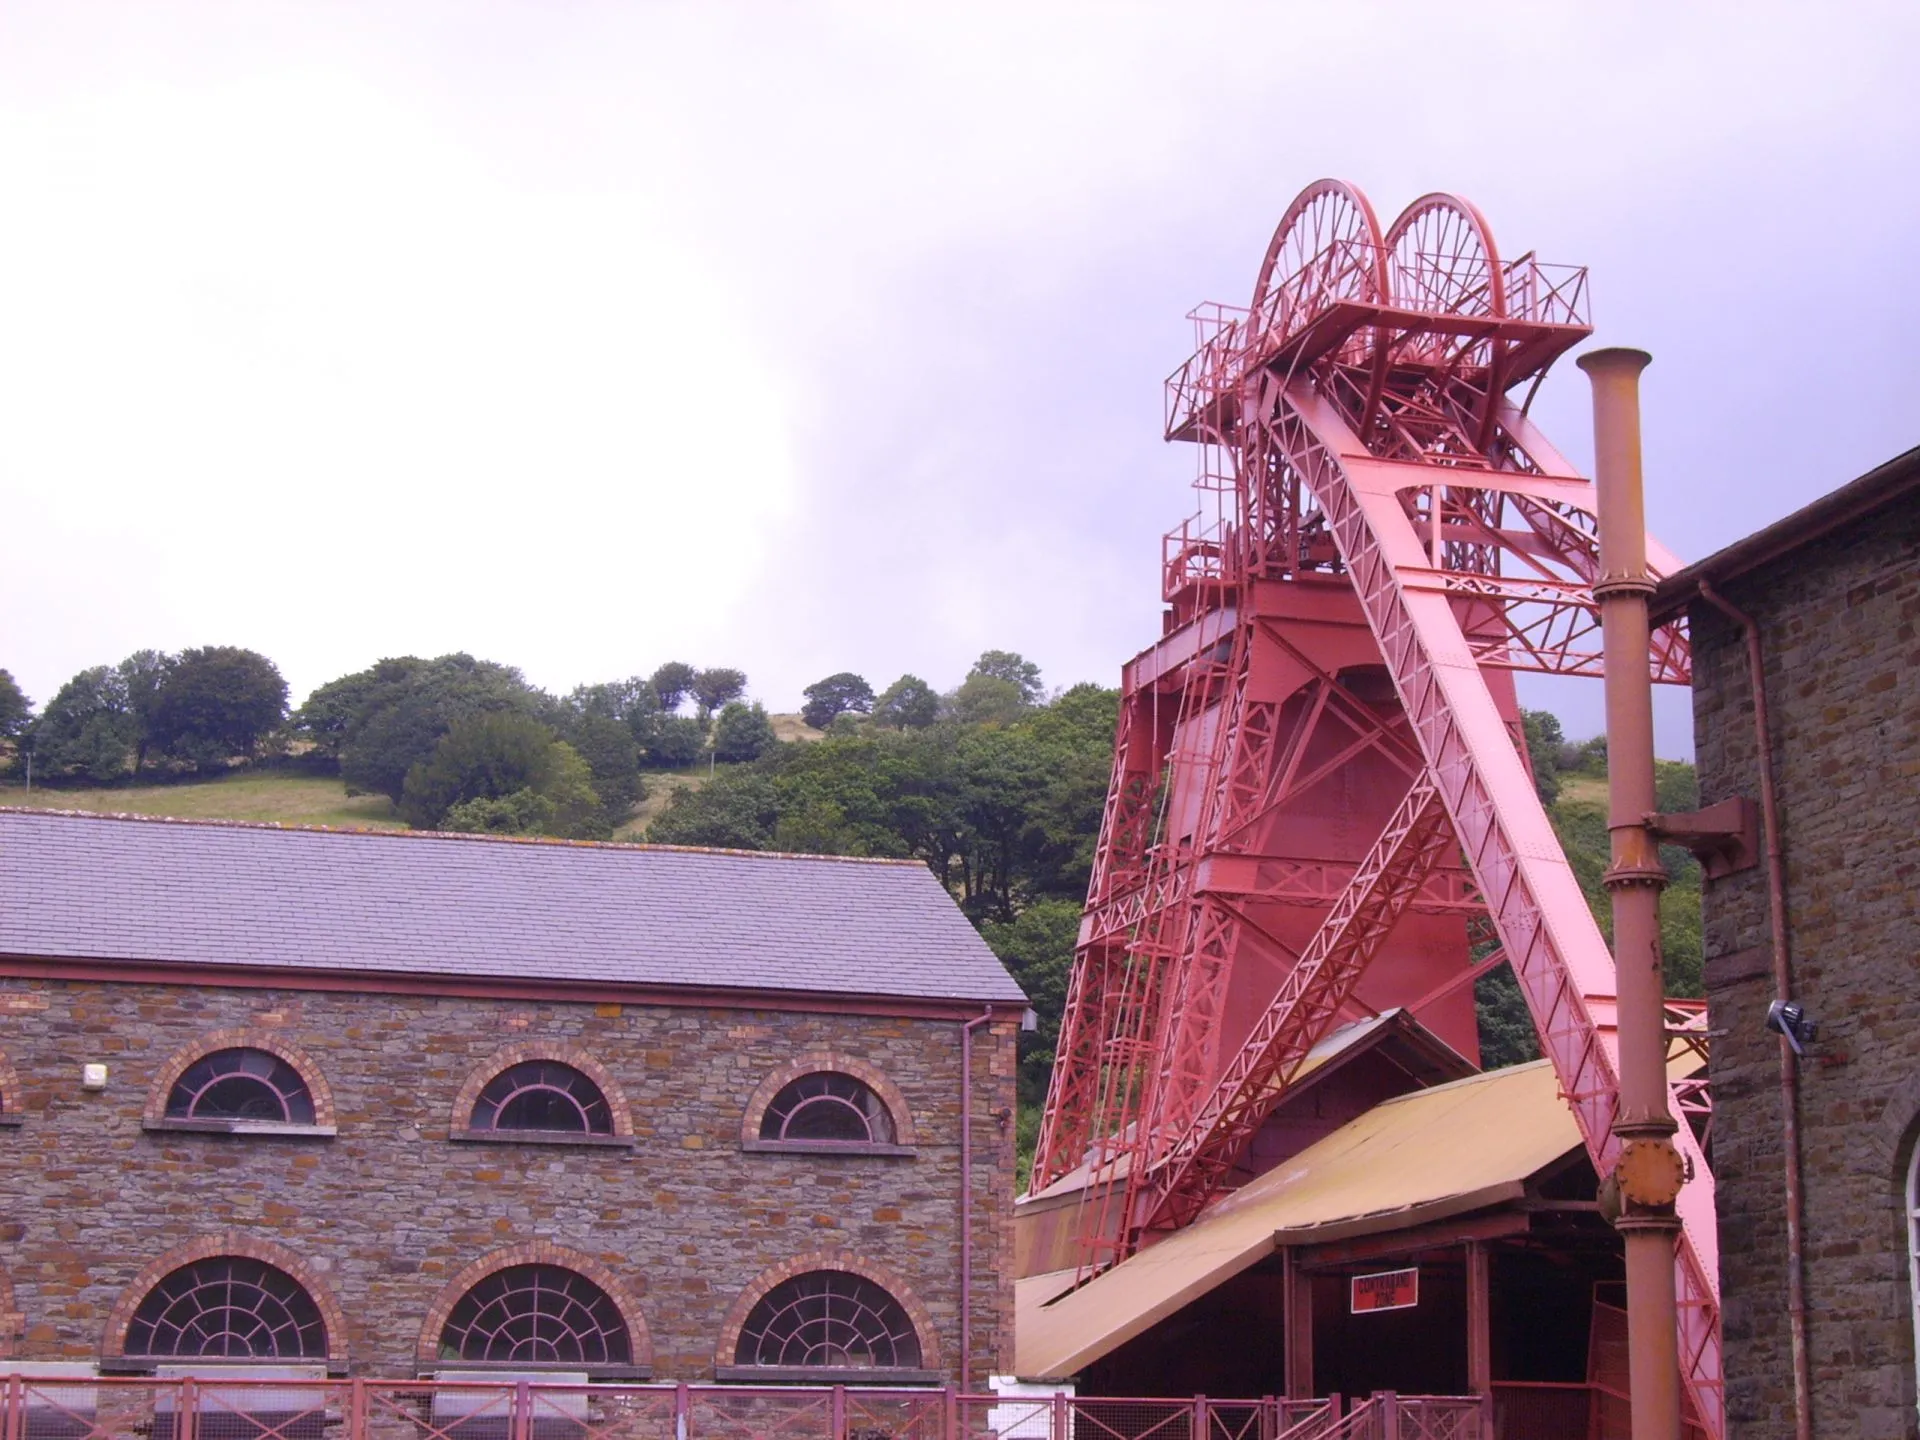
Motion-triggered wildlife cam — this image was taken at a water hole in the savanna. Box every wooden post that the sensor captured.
[1465,1239,1492,1398]
[1283,1246,1314,1400]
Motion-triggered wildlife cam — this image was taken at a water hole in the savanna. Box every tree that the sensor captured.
[978,898,1080,1106]
[112,651,176,770]
[646,771,782,850]
[27,666,138,782]
[338,654,541,803]
[800,672,874,731]
[639,713,708,768]
[399,712,602,837]
[968,650,1044,706]
[712,701,776,763]
[438,743,602,840]
[0,670,30,741]
[294,666,389,765]
[147,647,288,771]
[562,712,644,814]
[691,667,747,719]
[872,674,939,729]
[949,673,1026,726]
[1520,708,1564,805]
[649,662,698,713]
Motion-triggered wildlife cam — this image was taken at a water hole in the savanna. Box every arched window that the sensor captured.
[735,1271,922,1370]
[125,1258,328,1360]
[470,1062,613,1135]
[1907,1142,1920,1410]
[438,1265,631,1365]
[165,1049,316,1125]
[759,1073,895,1146]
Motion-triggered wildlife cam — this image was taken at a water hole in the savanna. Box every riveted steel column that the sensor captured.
[1580,346,1682,1440]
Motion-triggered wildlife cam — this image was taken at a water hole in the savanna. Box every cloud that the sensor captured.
[2,1,1916,759]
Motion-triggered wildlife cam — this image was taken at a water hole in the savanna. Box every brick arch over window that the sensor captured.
[1865,1075,1920,1191]
[415,1241,652,1370]
[714,1250,941,1372]
[101,1233,350,1366]
[450,1044,633,1137]
[0,1266,20,1359]
[145,1030,335,1128]
[739,1053,916,1147]
[0,1050,22,1119]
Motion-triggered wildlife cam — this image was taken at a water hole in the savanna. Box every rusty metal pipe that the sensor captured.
[960,1007,995,1389]
[1697,580,1812,1440]
[1580,346,1683,1440]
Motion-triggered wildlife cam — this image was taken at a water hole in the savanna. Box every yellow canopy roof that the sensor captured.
[1015,1059,1583,1380]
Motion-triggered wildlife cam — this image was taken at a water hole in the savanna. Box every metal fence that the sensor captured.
[0,1379,1515,1440]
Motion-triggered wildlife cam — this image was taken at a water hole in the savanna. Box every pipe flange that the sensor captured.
[1615,1136,1686,1207]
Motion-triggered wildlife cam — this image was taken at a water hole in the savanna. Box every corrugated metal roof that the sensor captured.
[1015,1060,1582,1379]
[1021,1009,1475,1204]
[0,809,1027,1005]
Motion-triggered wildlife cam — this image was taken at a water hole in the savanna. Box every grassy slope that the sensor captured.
[0,773,406,829]
[0,711,826,837]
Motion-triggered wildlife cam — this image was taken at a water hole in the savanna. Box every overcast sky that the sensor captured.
[3,2,1916,755]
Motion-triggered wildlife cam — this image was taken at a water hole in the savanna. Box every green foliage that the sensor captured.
[1475,967,1542,1069]
[691,667,748,718]
[648,684,1118,924]
[640,714,708,769]
[28,665,139,782]
[336,654,541,803]
[1521,708,1564,805]
[0,670,30,741]
[712,701,776,763]
[293,668,384,763]
[948,673,1027,726]
[148,646,288,771]
[801,672,874,731]
[561,712,644,813]
[400,712,603,837]
[117,650,174,769]
[978,898,1079,1106]
[649,662,697,713]
[968,649,1044,706]
[873,674,939,729]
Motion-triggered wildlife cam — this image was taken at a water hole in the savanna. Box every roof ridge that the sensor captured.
[0,805,921,867]
[1374,1056,1552,1103]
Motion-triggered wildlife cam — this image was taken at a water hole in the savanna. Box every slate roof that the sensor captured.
[0,809,1027,1006]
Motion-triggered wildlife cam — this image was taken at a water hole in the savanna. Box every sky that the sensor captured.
[3,2,1916,757]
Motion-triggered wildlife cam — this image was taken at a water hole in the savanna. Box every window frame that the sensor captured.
[120,1257,330,1365]
[1907,1140,1920,1419]
[143,1035,335,1140]
[417,1245,652,1382]
[740,1057,916,1158]
[716,1268,936,1386]
[450,1047,635,1150]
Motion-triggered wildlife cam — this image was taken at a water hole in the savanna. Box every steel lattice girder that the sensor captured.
[1032,181,1721,1434]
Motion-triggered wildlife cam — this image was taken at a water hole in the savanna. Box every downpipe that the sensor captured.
[960,1007,995,1390]
[1696,580,1813,1440]
[1580,347,1684,1440]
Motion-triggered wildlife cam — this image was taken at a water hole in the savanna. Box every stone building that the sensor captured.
[1651,444,1920,1439]
[0,809,1025,1388]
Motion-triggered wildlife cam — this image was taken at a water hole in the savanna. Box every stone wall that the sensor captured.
[1691,486,1920,1439]
[0,976,1019,1386]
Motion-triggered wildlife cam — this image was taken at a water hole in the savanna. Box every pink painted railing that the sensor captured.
[0,1378,1500,1440]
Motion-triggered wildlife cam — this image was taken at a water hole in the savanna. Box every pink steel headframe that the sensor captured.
[1034,179,1717,1435]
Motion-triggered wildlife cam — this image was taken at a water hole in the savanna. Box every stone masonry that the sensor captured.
[0,976,1020,1386]
[1688,483,1920,1439]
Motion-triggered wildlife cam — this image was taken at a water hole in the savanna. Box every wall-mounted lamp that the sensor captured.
[80,1063,108,1090]
[1766,1000,1817,1057]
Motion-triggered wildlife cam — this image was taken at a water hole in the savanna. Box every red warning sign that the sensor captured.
[1350,1267,1419,1314]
